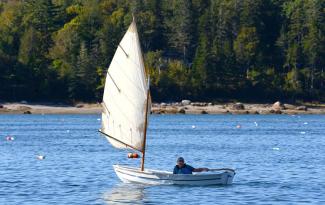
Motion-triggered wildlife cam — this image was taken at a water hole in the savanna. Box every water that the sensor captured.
[1,114,325,204]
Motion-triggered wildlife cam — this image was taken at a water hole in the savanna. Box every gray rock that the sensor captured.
[76,104,84,108]
[191,102,207,107]
[181,100,191,106]
[284,103,296,109]
[178,108,186,114]
[201,110,208,114]
[23,110,32,114]
[208,102,213,106]
[232,103,245,110]
[160,102,167,107]
[296,106,307,111]
[272,101,284,110]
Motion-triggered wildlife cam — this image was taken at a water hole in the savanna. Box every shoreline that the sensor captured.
[1,101,325,115]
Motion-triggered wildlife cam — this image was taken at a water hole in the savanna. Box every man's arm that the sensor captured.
[192,168,209,172]
[173,166,178,174]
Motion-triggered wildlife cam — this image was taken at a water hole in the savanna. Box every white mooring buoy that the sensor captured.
[37,155,46,160]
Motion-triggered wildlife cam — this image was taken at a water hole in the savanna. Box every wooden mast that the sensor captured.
[133,13,149,172]
[141,89,150,171]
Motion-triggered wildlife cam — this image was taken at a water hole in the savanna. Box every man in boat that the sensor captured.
[173,157,209,174]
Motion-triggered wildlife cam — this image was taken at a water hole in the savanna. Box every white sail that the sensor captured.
[101,19,150,151]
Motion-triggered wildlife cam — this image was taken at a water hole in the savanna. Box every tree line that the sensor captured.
[0,0,324,103]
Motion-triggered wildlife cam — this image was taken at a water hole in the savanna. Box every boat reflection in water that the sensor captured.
[102,183,145,205]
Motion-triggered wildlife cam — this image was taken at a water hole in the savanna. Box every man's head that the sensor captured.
[177,157,185,167]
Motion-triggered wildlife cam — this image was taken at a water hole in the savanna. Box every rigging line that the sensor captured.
[98,130,142,152]
[118,44,129,58]
[107,72,121,92]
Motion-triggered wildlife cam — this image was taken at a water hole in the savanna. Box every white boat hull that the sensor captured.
[113,165,235,186]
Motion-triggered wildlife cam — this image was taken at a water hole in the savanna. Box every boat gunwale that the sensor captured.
[114,165,235,174]
[114,165,235,182]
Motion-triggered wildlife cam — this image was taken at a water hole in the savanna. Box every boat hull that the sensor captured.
[113,165,235,185]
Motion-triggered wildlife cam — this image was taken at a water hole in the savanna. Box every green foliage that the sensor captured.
[0,0,324,102]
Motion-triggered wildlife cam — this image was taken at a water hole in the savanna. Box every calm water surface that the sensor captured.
[0,114,324,204]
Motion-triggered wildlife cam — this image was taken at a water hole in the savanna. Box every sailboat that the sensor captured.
[99,17,235,185]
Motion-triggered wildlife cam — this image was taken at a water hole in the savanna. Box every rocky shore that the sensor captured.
[0,101,324,115]
[0,103,102,114]
[151,100,325,115]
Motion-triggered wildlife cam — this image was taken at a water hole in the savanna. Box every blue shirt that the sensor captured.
[173,164,194,174]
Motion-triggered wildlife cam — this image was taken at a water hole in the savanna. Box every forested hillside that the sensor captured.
[0,0,324,102]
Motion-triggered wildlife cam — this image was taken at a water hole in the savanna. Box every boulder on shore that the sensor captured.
[272,101,284,110]
[232,103,245,110]
[0,104,3,109]
[284,103,296,109]
[296,106,307,111]
[181,100,191,106]
[75,104,84,108]
[201,110,208,114]
[191,102,207,106]
[178,108,186,114]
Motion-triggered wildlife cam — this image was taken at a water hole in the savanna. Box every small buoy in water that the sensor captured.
[236,125,241,129]
[97,118,101,121]
[300,131,306,134]
[66,130,70,133]
[37,155,45,160]
[6,136,14,141]
[273,147,280,150]
[303,122,308,125]
[192,125,196,129]
[254,122,258,126]
[128,153,139,158]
